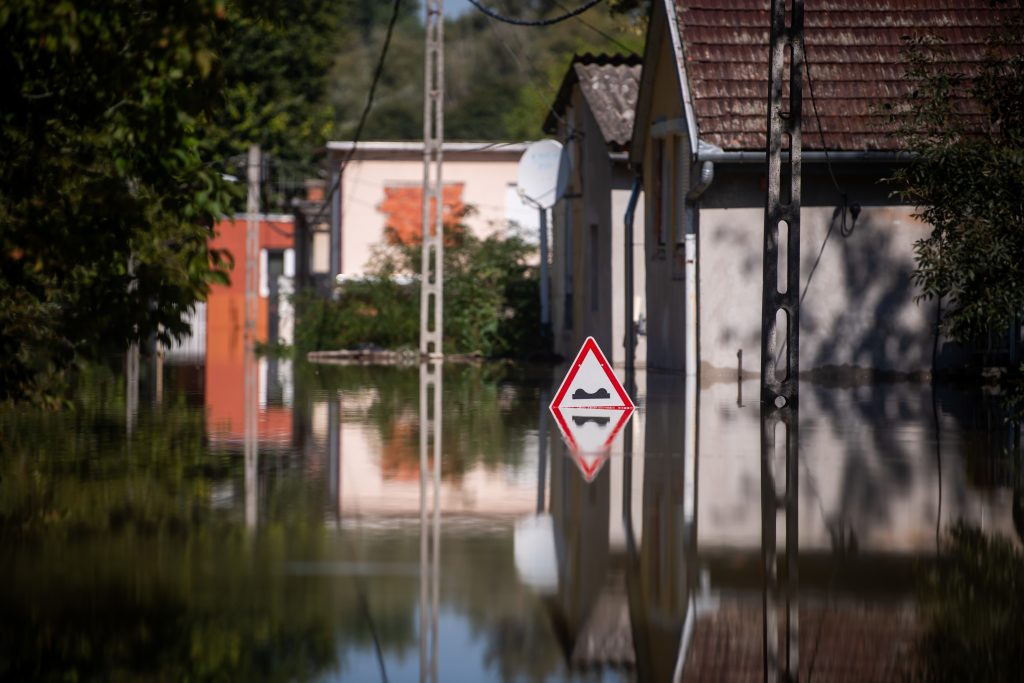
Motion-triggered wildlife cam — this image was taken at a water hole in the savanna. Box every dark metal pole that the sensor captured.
[761,1,804,681]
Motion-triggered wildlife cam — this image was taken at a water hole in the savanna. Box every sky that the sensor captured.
[443,0,474,18]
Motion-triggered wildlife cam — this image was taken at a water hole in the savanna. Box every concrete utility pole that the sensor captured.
[419,5,443,682]
[420,0,444,358]
[245,144,261,530]
[760,1,803,681]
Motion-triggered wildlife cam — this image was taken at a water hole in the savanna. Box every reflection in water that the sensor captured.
[419,361,441,683]
[0,361,1021,681]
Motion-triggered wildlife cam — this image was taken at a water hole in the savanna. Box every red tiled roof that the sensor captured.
[681,600,919,683]
[675,0,1020,151]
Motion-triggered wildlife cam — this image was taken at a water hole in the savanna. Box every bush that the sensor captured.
[294,223,545,358]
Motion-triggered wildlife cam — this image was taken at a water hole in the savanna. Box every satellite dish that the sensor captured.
[516,139,570,210]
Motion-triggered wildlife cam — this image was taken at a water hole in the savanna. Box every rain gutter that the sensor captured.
[695,149,907,164]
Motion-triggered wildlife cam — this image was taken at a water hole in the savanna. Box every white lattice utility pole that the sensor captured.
[419,5,443,682]
[244,144,261,530]
[420,0,444,358]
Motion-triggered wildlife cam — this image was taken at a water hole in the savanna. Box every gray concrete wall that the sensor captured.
[690,376,1018,553]
[698,162,959,379]
[550,89,647,367]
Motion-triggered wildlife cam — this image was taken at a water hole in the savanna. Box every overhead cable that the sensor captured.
[310,0,404,225]
[554,1,639,56]
[467,0,605,27]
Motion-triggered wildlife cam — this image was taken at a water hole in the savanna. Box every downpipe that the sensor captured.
[624,177,642,376]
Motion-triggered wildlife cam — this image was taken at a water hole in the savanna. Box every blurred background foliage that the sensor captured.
[294,212,543,358]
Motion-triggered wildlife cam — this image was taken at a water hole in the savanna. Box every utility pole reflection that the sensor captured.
[760,0,804,679]
[419,360,442,683]
[244,350,259,531]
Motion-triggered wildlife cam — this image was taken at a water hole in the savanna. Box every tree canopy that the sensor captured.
[330,0,645,142]
[889,1,1024,345]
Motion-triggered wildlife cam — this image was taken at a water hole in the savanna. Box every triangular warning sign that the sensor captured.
[549,338,635,483]
[550,337,634,410]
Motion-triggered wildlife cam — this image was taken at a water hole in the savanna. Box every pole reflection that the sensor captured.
[244,344,258,531]
[419,360,442,683]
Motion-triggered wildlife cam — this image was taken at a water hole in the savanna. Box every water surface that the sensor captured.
[1,359,1020,681]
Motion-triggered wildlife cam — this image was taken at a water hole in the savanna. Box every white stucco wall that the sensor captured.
[331,144,536,276]
[697,165,945,378]
[550,94,646,368]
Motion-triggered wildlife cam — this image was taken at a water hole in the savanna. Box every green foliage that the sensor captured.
[294,222,542,358]
[0,0,350,403]
[293,275,420,353]
[0,0,237,404]
[331,2,645,141]
[912,523,1024,682]
[213,0,346,183]
[887,4,1024,344]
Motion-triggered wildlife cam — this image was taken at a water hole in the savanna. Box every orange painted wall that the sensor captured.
[205,216,295,443]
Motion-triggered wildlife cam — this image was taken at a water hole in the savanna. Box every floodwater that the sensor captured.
[1,357,1021,682]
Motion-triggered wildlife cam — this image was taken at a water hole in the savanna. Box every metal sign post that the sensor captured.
[760,1,803,681]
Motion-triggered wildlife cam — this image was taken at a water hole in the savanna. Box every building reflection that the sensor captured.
[526,369,1021,682]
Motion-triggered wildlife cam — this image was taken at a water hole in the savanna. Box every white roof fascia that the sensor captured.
[326,141,528,154]
[663,0,699,160]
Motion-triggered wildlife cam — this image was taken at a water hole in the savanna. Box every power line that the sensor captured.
[309,0,405,226]
[804,41,843,199]
[484,16,568,128]
[467,0,605,27]
[554,1,638,56]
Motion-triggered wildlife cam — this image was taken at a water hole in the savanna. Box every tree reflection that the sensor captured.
[0,364,340,681]
[913,523,1024,683]
[300,362,544,479]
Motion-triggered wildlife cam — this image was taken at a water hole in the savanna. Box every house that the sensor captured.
[204,214,296,445]
[321,141,539,280]
[631,0,1016,376]
[545,54,645,368]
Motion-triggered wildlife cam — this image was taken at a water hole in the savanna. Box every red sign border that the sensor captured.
[549,336,634,411]
[572,452,608,482]
[549,405,634,453]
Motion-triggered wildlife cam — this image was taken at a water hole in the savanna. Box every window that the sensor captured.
[589,224,599,312]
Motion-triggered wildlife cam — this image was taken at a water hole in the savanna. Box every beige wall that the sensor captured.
[336,149,530,276]
[550,91,646,367]
[697,165,947,377]
[640,24,689,372]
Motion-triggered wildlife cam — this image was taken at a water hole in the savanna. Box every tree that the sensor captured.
[0,0,238,404]
[0,0,353,403]
[212,0,347,182]
[327,2,644,142]
[888,2,1024,345]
